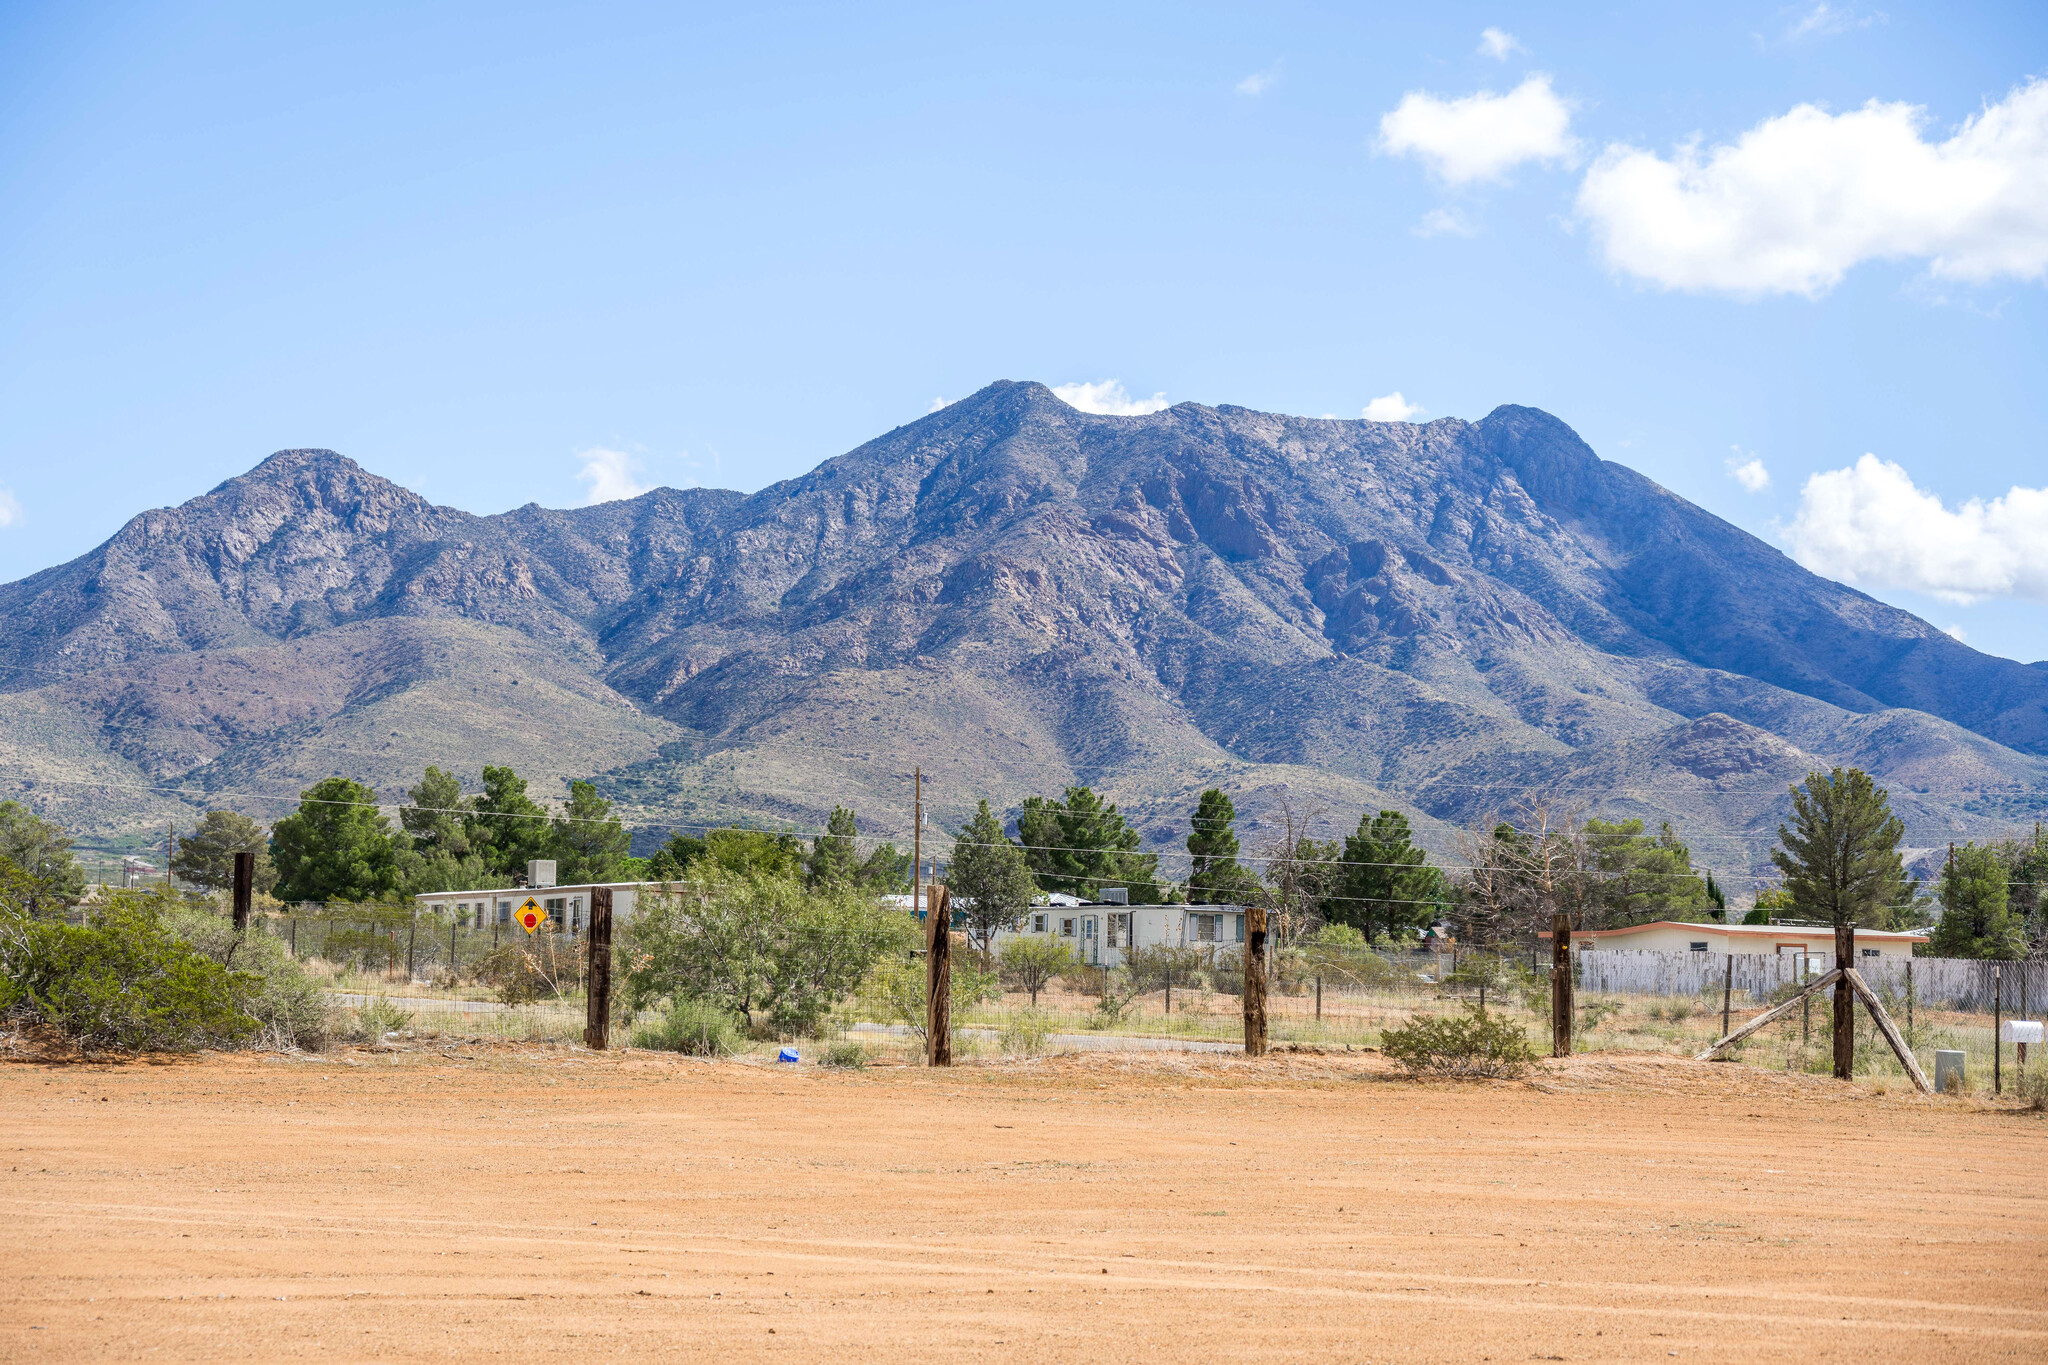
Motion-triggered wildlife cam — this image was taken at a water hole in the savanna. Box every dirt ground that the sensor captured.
[3,1044,2043,1363]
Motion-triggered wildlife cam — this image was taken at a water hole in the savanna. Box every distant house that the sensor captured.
[1543,920,1927,964]
[992,902,1249,968]
[412,862,664,934]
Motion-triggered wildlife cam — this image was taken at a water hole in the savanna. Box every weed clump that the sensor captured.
[821,1040,868,1069]
[1379,1003,1536,1079]
[632,998,743,1056]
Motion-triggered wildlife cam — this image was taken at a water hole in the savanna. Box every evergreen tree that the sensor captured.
[269,777,403,903]
[1017,787,1160,900]
[1929,842,2028,960]
[702,827,805,878]
[0,801,87,914]
[550,781,633,884]
[1186,789,1257,903]
[1584,818,1710,925]
[858,842,913,893]
[949,799,1039,962]
[170,811,279,895]
[647,831,708,880]
[396,768,489,892]
[1334,809,1433,940]
[808,806,859,887]
[1770,768,1911,930]
[468,765,553,878]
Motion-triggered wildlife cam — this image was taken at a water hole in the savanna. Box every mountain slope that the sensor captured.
[3,382,2043,878]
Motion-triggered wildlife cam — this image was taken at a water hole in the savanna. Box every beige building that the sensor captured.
[1557,920,1927,964]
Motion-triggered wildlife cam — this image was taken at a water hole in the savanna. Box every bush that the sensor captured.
[626,871,911,1035]
[1000,1009,1055,1056]
[1124,943,1204,995]
[859,953,1001,1043]
[164,905,329,1050]
[822,1040,868,1069]
[1211,948,1244,996]
[631,998,743,1056]
[347,995,414,1041]
[1379,1003,1536,1079]
[0,889,259,1053]
[475,934,586,1005]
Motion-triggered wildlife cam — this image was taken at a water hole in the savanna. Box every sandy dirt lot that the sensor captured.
[2,1044,2043,1363]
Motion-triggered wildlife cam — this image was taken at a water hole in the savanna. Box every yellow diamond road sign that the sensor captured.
[516,897,544,933]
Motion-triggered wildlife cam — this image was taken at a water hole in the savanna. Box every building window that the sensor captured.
[1195,914,1218,943]
[545,896,567,926]
[1861,947,1880,957]
[1060,918,1076,937]
[570,897,583,930]
[1032,913,1047,933]
[1689,941,1709,952]
[1235,915,1245,944]
[497,901,511,924]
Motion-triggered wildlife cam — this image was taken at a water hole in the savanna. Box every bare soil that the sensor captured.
[3,1043,2043,1363]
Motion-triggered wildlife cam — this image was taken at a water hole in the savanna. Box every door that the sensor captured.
[1082,915,1099,965]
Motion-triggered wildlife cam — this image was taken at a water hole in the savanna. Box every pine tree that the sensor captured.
[396,768,488,892]
[469,766,553,878]
[1018,787,1160,900]
[949,799,1038,962]
[1186,789,1256,903]
[170,811,279,895]
[808,806,859,887]
[269,777,403,904]
[0,800,87,914]
[1335,810,1433,941]
[1929,842,2027,960]
[550,781,633,885]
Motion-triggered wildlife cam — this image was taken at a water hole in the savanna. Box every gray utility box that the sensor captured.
[1934,1049,1967,1094]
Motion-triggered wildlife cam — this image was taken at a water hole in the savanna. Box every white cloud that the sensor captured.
[1362,392,1424,422]
[1051,380,1170,416]
[1415,206,1477,238]
[928,397,950,413]
[575,447,652,505]
[1576,78,2048,296]
[1477,27,1524,60]
[1378,74,1577,185]
[0,488,19,528]
[1944,623,1968,642]
[1784,3,1883,42]
[1784,454,2048,603]
[1727,449,1771,492]
[1237,62,1281,96]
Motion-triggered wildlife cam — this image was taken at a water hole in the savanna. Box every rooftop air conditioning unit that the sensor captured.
[1097,887,1129,904]
[528,859,558,889]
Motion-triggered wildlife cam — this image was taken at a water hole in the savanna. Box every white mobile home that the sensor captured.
[1549,920,1928,964]
[993,903,1249,968]
[411,862,664,935]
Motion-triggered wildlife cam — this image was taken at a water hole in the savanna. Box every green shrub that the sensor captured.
[626,871,911,1035]
[1000,1009,1055,1056]
[355,995,414,1038]
[163,905,329,1050]
[0,890,258,1053]
[822,1040,868,1069]
[1379,1003,1536,1079]
[859,953,1000,1042]
[631,998,743,1056]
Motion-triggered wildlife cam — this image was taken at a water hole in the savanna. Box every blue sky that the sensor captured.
[3,1,2045,659]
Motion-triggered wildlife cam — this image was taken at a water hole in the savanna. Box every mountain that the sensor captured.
[5,381,2045,883]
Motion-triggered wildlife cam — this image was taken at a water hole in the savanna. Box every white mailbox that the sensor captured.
[1998,1019,2044,1044]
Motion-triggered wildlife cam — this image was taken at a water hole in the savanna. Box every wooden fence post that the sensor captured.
[406,914,418,979]
[927,883,952,1066]
[1243,905,1268,1057]
[584,887,613,1050]
[231,851,253,932]
[1551,910,1574,1058]
[1833,921,1856,1080]
[1721,952,1734,1040]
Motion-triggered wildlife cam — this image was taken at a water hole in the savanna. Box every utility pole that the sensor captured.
[913,768,923,921]
[1994,964,2003,1096]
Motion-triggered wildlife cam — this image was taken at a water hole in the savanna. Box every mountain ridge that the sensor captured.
[4,381,2044,880]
